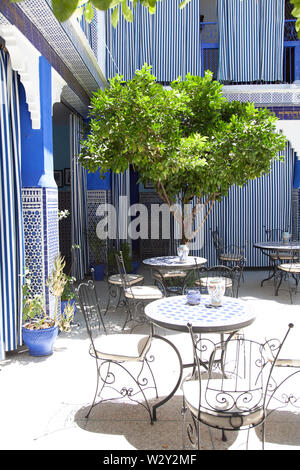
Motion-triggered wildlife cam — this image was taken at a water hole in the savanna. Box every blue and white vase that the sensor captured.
[186,289,201,305]
[207,278,226,306]
[177,244,189,262]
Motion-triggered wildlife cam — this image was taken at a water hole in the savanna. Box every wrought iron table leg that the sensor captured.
[275,271,284,296]
[151,334,183,422]
[261,264,276,287]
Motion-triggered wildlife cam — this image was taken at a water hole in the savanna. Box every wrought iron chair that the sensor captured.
[182,323,294,450]
[100,267,144,316]
[275,256,300,303]
[210,228,246,272]
[153,269,189,296]
[76,280,158,423]
[264,226,297,264]
[184,265,242,298]
[116,251,165,329]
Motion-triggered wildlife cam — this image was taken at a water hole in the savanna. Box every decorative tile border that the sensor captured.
[22,187,60,318]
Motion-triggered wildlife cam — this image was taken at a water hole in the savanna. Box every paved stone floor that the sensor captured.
[2,268,300,451]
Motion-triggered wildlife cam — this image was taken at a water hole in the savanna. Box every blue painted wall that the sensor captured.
[20,56,56,188]
[87,169,111,190]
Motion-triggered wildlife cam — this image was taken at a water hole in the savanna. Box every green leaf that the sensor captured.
[111,7,120,27]
[51,0,79,22]
[92,0,113,10]
[292,6,300,17]
[179,0,191,9]
[84,1,94,22]
[122,0,133,21]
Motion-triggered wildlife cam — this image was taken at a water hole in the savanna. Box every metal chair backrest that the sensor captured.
[76,281,107,346]
[187,322,294,421]
[206,264,234,279]
[211,228,224,256]
[115,250,138,299]
[115,251,128,285]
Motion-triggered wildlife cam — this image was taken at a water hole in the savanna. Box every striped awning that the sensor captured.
[217,0,284,83]
[0,48,24,359]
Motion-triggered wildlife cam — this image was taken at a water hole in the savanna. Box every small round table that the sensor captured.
[145,294,255,420]
[253,241,300,286]
[143,255,207,270]
[143,256,207,295]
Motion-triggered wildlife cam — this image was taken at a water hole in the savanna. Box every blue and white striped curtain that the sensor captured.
[111,169,130,250]
[70,114,88,280]
[105,0,202,81]
[106,3,152,80]
[217,0,284,82]
[191,142,295,267]
[151,0,202,82]
[0,49,24,359]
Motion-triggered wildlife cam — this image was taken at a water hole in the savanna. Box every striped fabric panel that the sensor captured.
[106,3,153,80]
[111,168,130,249]
[70,114,89,280]
[217,0,284,83]
[260,0,284,82]
[0,50,24,358]
[190,142,295,267]
[105,0,202,81]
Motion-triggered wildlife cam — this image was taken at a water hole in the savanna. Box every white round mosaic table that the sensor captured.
[145,294,255,334]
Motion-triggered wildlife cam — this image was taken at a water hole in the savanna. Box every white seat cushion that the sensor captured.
[270,253,298,261]
[125,285,164,300]
[153,270,186,279]
[220,253,243,262]
[195,276,232,288]
[91,334,151,362]
[278,263,300,273]
[108,274,144,286]
[183,379,264,430]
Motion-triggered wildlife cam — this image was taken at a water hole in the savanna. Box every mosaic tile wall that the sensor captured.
[139,192,171,259]
[22,187,60,318]
[87,190,111,266]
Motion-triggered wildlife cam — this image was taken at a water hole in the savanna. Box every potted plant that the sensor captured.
[22,255,75,356]
[107,242,134,274]
[61,274,77,319]
[89,227,106,280]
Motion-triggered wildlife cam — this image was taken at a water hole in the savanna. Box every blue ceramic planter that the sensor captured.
[22,325,58,356]
[130,261,140,274]
[91,264,105,281]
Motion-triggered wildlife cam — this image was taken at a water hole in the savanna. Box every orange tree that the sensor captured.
[79,66,286,245]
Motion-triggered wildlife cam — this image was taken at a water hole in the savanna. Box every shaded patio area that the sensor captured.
[2,268,300,451]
